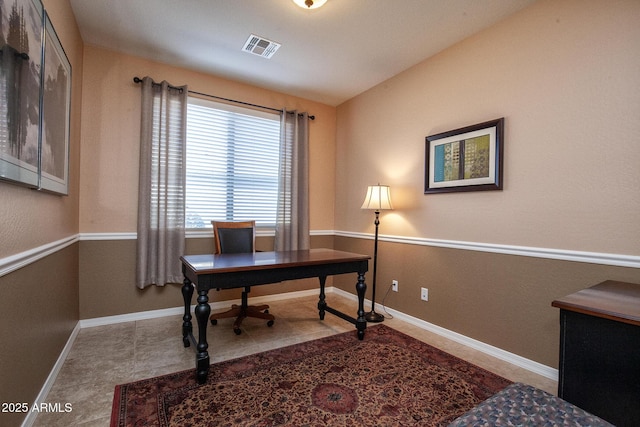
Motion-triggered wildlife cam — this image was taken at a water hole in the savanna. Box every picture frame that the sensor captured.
[425,118,504,194]
[39,11,71,195]
[0,0,44,189]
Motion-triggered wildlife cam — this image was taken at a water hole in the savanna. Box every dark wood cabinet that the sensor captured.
[552,280,640,427]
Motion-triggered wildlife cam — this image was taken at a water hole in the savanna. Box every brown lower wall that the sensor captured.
[78,233,640,369]
[78,234,335,319]
[333,236,640,369]
[0,244,79,427]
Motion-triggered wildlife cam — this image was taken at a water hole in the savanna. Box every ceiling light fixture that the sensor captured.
[292,0,327,9]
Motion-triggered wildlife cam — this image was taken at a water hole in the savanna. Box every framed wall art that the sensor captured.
[0,0,71,194]
[0,0,44,189]
[425,118,504,194]
[40,11,71,194]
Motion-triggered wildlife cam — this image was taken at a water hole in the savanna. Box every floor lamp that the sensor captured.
[361,184,393,323]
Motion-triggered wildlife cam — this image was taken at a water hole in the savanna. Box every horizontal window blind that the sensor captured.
[186,97,280,228]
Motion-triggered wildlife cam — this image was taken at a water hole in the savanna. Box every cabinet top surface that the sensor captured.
[552,280,640,326]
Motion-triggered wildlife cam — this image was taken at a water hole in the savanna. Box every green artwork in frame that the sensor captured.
[426,118,504,194]
[434,134,491,183]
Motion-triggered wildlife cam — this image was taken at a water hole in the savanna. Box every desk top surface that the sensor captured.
[552,280,640,326]
[181,248,370,274]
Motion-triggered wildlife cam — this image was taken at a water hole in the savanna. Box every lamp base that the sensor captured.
[365,310,384,323]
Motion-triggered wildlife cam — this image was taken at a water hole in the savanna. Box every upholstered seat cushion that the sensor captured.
[448,382,613,426]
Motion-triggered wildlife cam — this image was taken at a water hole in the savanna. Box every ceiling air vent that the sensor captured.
[242,34,281,59]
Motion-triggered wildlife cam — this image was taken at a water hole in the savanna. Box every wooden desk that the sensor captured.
[552,280,640,426]
[180,248,370,383]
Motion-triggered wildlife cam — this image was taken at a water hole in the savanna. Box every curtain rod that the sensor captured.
[133,77,314,120]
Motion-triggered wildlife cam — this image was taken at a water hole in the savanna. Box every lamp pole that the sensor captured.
[361,184,392,323]
[365,209,384,322]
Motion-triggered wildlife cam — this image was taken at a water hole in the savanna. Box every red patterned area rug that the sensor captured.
[111,324,511,426]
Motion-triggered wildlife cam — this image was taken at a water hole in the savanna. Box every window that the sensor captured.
[186,97,281,228]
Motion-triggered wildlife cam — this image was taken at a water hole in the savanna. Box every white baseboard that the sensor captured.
[25,288,321,426]
[21,322,81,427]
[79,287,322,328]
[82,285,556,380]
[331,287,559,381]
[28,285,557,427]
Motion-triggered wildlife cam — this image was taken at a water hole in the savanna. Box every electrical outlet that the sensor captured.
[421,287,429,301]
[392,280,398,292]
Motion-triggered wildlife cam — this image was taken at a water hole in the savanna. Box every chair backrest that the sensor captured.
[212,221,256,255]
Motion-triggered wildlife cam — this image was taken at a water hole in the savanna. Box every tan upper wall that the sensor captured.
[0,0,82,259]
[336,0,640,256]
[79,46,337,233]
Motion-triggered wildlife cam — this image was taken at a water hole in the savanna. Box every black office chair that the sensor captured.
[209,220,275,335]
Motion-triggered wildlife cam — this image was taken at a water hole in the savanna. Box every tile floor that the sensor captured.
[32,293,557,426]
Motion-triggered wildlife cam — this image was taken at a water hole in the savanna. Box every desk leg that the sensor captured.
[355,272,367,340]
[317,275,327,320]
[181,278,193,347]
[195,289,211,384]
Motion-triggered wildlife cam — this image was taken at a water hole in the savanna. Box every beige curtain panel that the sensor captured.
[275,110,310,251]
[136,77,188,289]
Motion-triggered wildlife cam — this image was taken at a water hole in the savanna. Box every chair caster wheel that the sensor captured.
[234,328,242,335]
[267,320,274,327]
[211,319,217,326]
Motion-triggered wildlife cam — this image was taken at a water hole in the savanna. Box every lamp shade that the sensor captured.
[361,185,393,211]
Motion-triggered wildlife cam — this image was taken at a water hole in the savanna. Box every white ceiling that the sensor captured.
[69,0,535,106]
